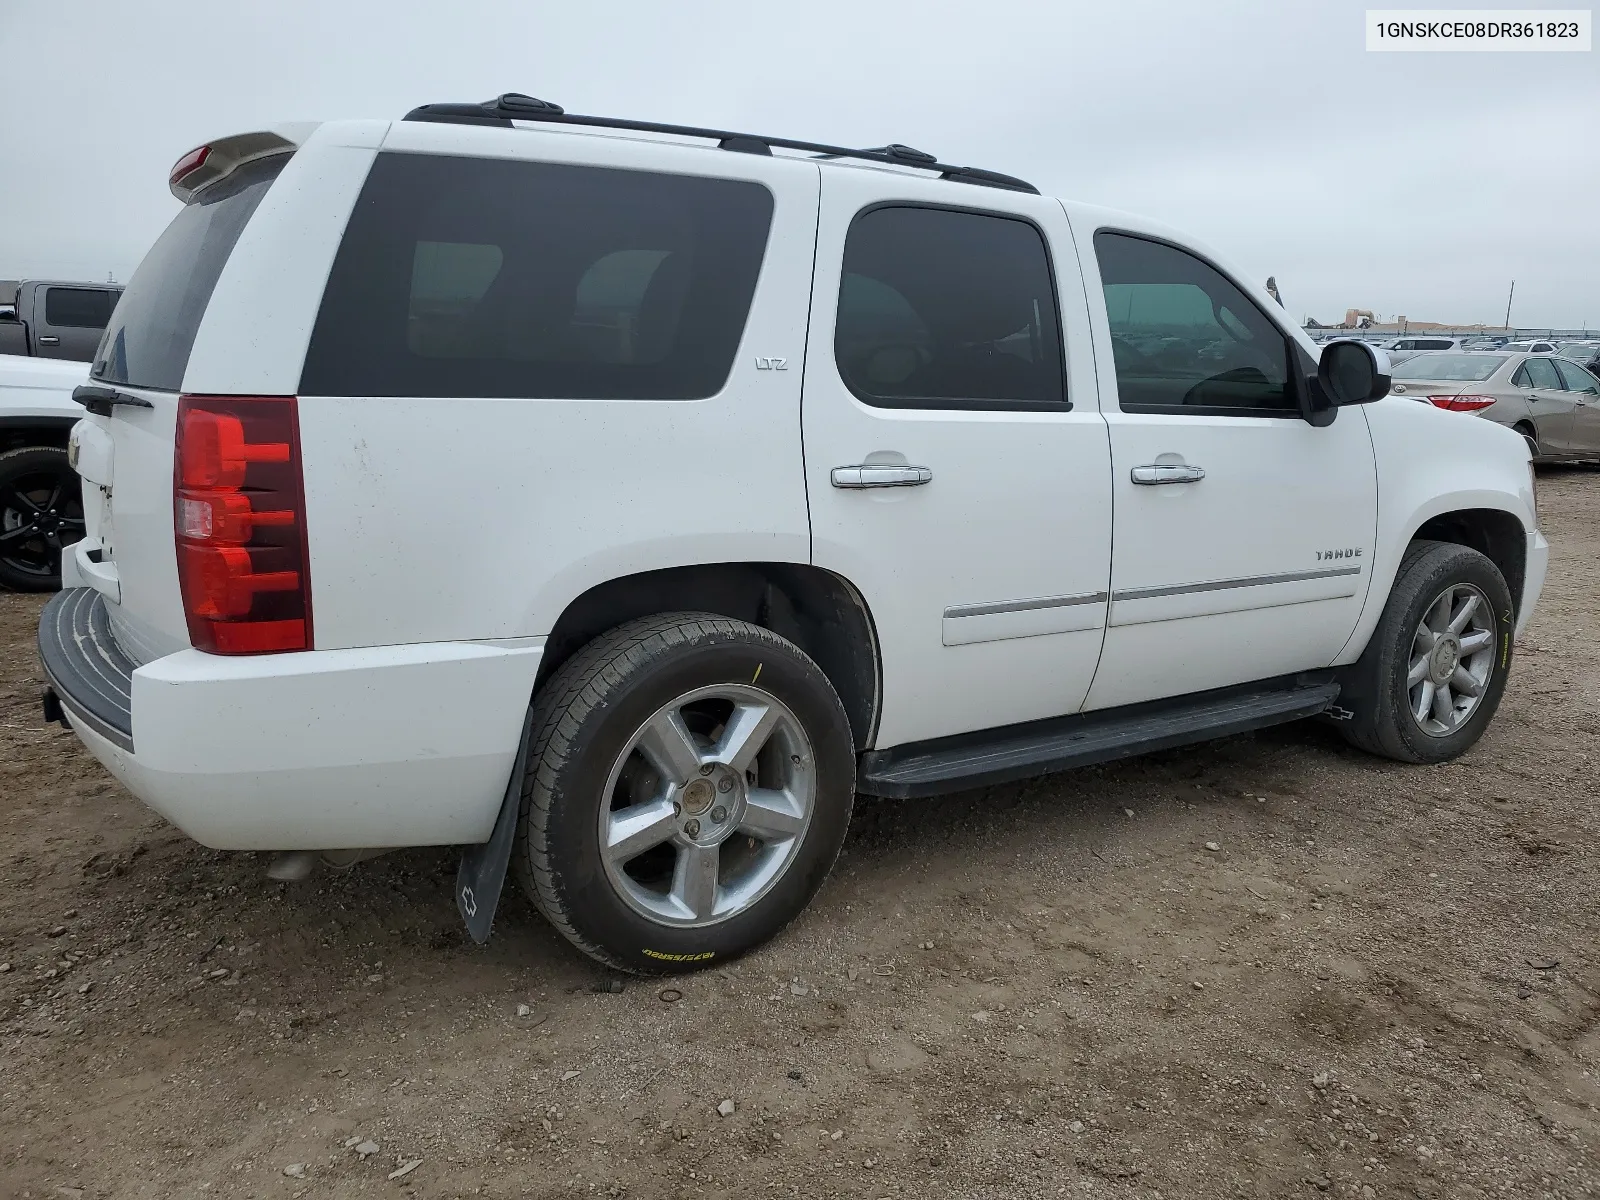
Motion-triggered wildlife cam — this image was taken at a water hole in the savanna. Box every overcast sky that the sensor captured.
[1,1,1594,328]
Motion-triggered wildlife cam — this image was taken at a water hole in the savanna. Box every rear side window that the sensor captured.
[301,154,774,400]
[1094,231,1295,416]
[834,205,1064,408]
[45,287,115,329]
[1517,358,1562,389]
[94,155,287,391]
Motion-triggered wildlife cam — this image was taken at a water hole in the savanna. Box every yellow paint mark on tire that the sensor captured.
[751,663,763,684]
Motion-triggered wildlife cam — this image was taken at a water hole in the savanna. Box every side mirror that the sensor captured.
[1318,339,1391,406]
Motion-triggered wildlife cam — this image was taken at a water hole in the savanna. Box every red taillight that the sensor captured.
[180,409,291,488]
[1428,395,1497,412]
[174,395,312,655]
[169,144,211,188]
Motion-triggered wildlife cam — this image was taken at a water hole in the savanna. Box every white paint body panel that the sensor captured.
[1334,394,1546,655]
[1064,203,1380,711]
[68,637,542,849]
[0,352,87,419]
[803,169,1112,748]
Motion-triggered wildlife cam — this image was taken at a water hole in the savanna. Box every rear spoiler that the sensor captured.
[168,125,315,202]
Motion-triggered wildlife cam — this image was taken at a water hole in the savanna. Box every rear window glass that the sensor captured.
[300,154,775,400]
[1390,353,1504,381]
[93,155,287,391]
[45,287,116,329]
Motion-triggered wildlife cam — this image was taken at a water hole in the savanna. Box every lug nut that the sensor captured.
[699,764,715,776]
[717,775,734,793]
[710,805,728,824]
[672,801,682,816]
[684,819,701,837]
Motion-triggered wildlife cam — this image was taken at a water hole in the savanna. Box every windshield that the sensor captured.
[1391,353,1505,381]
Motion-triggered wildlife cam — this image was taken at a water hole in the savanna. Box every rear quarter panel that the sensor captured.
[294,124,822,649]
[1332,395,1536,664]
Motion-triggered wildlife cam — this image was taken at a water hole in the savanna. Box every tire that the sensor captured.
[1338,540,1515,764]
[513,613,857,974]
[0,445,84,592]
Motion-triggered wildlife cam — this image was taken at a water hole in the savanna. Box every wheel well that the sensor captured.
[1412,508,1527,616]
[535,563,881,750]
[0,419,75,454]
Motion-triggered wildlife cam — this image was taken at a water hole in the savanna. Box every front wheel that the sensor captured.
[514,613,857,973]
[1338,540,1515,764]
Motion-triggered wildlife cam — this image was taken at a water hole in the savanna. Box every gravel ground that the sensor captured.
[2,471,1598,1200]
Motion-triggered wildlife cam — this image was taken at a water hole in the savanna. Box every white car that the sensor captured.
[1502,340,1559,354]
[1,353,88,589]
[38,95,1547,972]
[1381,336,1464,367]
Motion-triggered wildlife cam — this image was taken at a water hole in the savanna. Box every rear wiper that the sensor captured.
[72,384,154,418]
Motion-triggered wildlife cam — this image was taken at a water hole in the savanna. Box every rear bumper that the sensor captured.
[40,589,542,850]
[39,586,136,750]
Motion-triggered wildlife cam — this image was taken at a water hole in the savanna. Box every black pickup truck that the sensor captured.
[0,280,122,362]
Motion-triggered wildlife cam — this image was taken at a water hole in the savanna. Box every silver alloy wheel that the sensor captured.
[597,683,815,928]
[1406,582,1496,737]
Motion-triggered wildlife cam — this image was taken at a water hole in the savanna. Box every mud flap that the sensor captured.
[455,707,534,945]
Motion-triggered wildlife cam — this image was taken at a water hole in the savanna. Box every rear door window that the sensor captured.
[833,205,1065,409]
[1554,358,1600,394]
[1521,358,1563,389]
[301,154,775,400]
[94,155,287,391]
[44,287,116,329]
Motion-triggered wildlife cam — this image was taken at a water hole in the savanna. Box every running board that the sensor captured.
[857,674,1340,799]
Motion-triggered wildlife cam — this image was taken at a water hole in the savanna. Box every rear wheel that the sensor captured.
[1514,422,1541,460]
[0,446,85,592]
[514,613,856,973]
[1338,540,1514,764]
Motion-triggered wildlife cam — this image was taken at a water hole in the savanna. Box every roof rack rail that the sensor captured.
[402,94,1039,194]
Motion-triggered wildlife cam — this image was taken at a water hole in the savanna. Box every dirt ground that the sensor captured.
[2,475,1598,1200]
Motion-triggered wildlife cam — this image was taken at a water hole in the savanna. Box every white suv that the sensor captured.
[39,94,1546,973]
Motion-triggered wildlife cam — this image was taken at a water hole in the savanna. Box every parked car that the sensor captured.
[0,353,87,589]
[1388,351,1600,460]
[0,280,122,362]
[1558,342,1600,373]
[1500,339,1559,354]
[1381,336,1463,367]
[39,96,1546,973]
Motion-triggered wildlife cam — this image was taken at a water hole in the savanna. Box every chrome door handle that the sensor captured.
[37,336,60,346]
[831,464,933,489]
[1131,463,1205,485]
